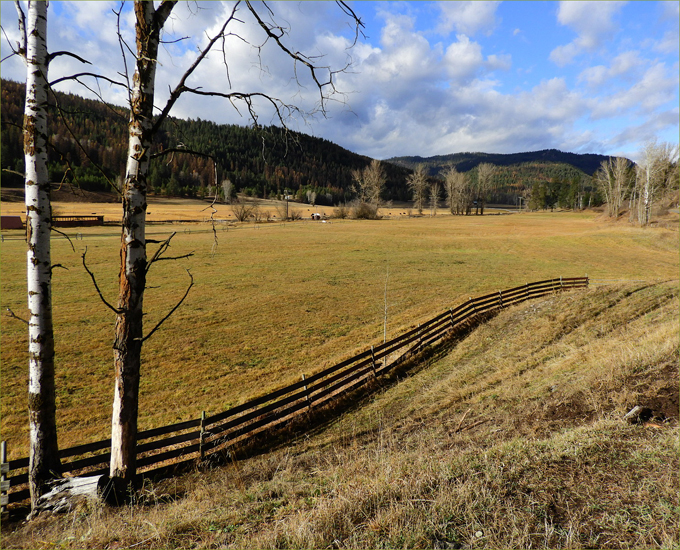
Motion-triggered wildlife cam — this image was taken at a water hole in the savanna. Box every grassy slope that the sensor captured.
[1,210,678,457]
[3,281,677,549]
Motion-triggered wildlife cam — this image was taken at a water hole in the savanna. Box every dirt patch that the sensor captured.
[625,361,679,422]
[542,392,596,424]
[536,360,678,433]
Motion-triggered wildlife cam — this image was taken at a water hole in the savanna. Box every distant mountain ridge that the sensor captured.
[387,149,616,177]
[2,78,613,207]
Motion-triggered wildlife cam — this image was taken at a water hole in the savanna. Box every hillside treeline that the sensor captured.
[2,78,612,208]
[1,79,412,204]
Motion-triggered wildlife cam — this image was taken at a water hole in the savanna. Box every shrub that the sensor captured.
[351,201,380,220]
[333,203,350,219]
[231,203,255,222]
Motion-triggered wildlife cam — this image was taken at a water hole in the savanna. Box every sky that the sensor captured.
[1,1,678,162]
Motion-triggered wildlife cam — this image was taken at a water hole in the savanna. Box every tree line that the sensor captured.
[4,77,616,210]
[1,78,412,204]
[594,141,678,225]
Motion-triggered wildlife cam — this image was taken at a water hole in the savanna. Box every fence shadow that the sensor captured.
[2,277,588,508]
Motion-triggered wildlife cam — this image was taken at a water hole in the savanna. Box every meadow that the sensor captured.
[4,280,677,548]
[1,199,678,460]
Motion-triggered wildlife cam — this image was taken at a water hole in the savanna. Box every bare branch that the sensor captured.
[2,168,25,178]
[50,264,69,274]
[47,84,123,196]
[150,147,214,161]
[50,72,127,88]
[141,268,194,342]
[52,77,128,121]
[244,0,355,115]
[113,2,133,106]
[14,0,26,58]
[50,226,76,252]
[146,232,195,275]
[1,24,19,62]
[150,2,240,136]
[6,307,29,325]
[47,50,92,66]
[82,247,123,315]
[336,1,366,46]
[181,87,298,127]
[160,35,189,45]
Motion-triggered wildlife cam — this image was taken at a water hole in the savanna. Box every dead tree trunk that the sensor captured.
[19,0,62,510]
[110,1,176,486]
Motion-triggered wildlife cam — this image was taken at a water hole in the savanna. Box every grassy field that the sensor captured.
[2,280,677,548]
[1,199,678,459]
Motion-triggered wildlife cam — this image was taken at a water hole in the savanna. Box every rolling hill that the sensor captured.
[2,280,677,548]
[2,78,614,207]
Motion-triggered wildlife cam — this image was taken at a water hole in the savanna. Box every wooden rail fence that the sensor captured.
[1,276,588,507]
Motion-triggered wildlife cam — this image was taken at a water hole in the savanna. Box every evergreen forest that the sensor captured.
[2,79,614,209]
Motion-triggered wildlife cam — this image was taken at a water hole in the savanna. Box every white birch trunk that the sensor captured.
[109,0,175,485]
[22,0,61,509]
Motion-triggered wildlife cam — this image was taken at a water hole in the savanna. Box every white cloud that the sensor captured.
[436,1,500,36]
[578,50,644,87]
[550,1,627,66]
[444,35,484,80]
[610,108,680,150]
[590,62,678,119]
[1,1,675,163]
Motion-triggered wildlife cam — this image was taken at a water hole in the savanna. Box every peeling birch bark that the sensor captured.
[109,1,176,485]
[22,0,61,509]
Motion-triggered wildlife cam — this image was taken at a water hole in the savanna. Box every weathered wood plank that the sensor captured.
[137,418,201,441]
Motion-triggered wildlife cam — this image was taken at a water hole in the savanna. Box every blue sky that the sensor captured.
[1,1,678,162]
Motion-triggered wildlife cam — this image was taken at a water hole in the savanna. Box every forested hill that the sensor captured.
[388,150,613,177]
[0,79,412,204]
[2,77,611,207]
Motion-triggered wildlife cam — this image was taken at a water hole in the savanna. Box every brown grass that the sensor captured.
[2,281,677,549]
[1,202,678,460]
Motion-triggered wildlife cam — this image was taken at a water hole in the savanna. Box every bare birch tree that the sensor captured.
[7,0,62,510]
[102,0,362,490]
[351,159,386,218]
[633,139,679,225]
[407,164,429,215]
[475,162,496,215]
[443,165,471,215]
[429,181,440,216]
[221,179,233,204]
[595,157,634,218]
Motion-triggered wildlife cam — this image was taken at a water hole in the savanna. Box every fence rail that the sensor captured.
[1,276,588,507]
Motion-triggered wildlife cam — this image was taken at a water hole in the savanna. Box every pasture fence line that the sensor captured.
[1,276,589,508]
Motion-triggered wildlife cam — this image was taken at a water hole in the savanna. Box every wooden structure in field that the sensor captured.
[1,276,589,508]
[1,216,23,230]
[52,215,104,227]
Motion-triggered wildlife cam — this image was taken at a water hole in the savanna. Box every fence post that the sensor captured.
[370,346,377,377]
[560,275,563,291]
[449,307,455,328]
[525,282,529,301]
[1,441,7,512]
[498,290,503,309]
[199,411,206,461]
[301,374,311,408]
[469,297,476,315]
[585,273,589,287]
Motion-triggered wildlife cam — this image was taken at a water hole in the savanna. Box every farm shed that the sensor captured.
[1,216,23,230]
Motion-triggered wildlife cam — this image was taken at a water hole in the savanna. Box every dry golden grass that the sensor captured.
[2,281,677,549]
[1,201,678,460]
